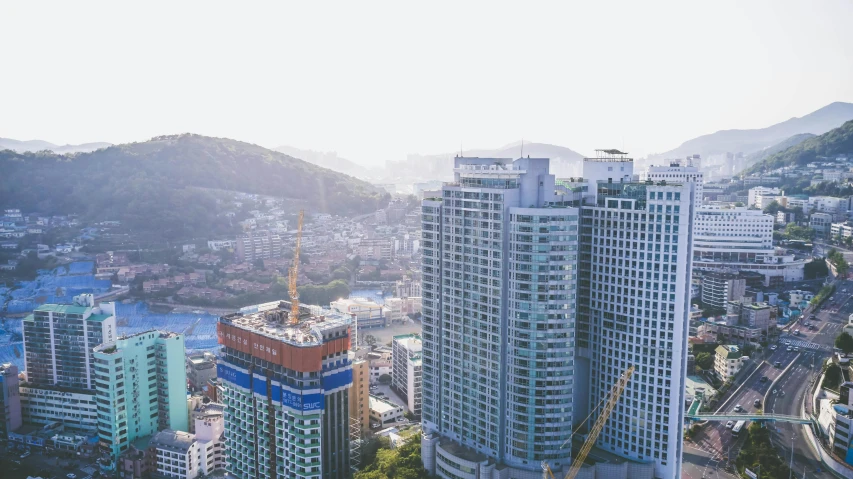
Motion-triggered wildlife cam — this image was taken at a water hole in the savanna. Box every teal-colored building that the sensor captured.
[93,330,188,461]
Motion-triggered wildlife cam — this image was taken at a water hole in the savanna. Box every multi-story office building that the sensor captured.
[330,297,386,329]
[647,156,704,205]
[217,300,352,479]
[693,204,804,286]
[422,151,691,479]
[93,330,189,460]
[0,363,22,438]
[811,212,834,238]
[391,334,422,416]
[235,230,283,263]
[19,384,99,432]
[701,272,746,309]
[23,294,116,389]
[747,187,781,209]
[576,152,694,478]
[421,156,581,476]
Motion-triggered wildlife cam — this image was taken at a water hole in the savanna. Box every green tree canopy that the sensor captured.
[836,332,853,355]
[695,352,714,371]
[354,434,429,479]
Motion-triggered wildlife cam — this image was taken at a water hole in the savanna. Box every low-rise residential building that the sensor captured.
[714,345,744,381]
[369,395,405,427]
[369,360,392,384]
[391,334,422,416]
[186,352,217,392]
[330,297,386,329]
[832,221,853,240]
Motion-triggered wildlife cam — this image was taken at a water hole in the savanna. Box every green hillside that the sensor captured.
[745,120,853,174]
[0,134,389,240]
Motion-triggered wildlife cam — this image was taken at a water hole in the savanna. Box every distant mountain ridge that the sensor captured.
[273,145,371,179]
[646,102,853,162]
[0,137,112,154]
[745,120,853,174]
[0,134,389,240]
[743,133,815,169]
[403,141,587,179]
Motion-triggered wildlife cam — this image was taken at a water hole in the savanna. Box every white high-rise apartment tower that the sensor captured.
[422,151,695,479]
[647,155,703,206]
[421,157,580,476]
[576,151,695,478]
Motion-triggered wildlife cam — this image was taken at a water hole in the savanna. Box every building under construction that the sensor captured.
[217,300,353,479]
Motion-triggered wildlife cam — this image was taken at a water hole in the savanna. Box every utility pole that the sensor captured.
[789,434,795,479]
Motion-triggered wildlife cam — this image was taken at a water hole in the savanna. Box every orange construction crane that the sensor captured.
[288,210,305,324]
[543,366,635,479]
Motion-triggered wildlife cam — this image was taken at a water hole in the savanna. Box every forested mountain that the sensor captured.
[0,134,389,240]
[646,101,853,162]
[745,120,853,174]
[743,133,815,168]
[0,137,112,154]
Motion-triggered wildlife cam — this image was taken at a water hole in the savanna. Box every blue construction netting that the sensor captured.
[0,343,24,371]
[114,302,221,353]
[2,261,111,313]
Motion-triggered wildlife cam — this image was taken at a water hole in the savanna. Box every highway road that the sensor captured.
[683,279,853,478]
[765,279,853,478]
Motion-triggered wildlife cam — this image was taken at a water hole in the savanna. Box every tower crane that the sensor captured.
[543,366,635,479]
[288,210,304,324]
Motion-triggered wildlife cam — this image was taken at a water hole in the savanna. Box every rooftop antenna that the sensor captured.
[520,139,524,159]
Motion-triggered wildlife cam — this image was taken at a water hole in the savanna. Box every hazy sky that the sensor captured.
[2,1,852,166]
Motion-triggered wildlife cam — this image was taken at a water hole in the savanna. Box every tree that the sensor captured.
[355,433,429,479]
[762,201,783,215]
[825,363,843,390]
[695,352,714,371]
[378,374,392,385]
[363,334,378,348]
[253,258,266,269]
[836,332,853,355]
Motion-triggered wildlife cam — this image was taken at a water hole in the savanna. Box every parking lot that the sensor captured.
[1,442,102,479]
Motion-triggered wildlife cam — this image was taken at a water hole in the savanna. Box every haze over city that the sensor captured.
[5,2,853,479]
[2,0,853,165]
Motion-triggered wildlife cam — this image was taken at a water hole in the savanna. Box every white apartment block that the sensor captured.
[747,187,781,208]
[391,334,422,416]
[832,222,853,239]
[421,156,581,476]
[576,154,694,479]
[647,156,703,205]
[149,404,228,479]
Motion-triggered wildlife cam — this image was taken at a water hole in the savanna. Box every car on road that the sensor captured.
[770,345,777,351]
[787,346,793,352]
[793,330,801,336]
[794,347,799,352]
[734,404,743,412]
[774,361,782,367]
[754,399,761,408]
[760,376,768,382]
[20,451,30,459]
[67,474,77,479]
[784,340,792,345]
[725,421,734,429]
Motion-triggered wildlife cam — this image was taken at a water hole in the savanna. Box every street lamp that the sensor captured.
[789,434,796,479]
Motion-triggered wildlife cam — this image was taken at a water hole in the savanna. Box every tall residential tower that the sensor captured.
[422,152,695,479]
[421,157,580,476]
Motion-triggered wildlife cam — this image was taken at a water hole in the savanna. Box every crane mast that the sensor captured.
[289,210,304,324]
[543,366,635,479]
